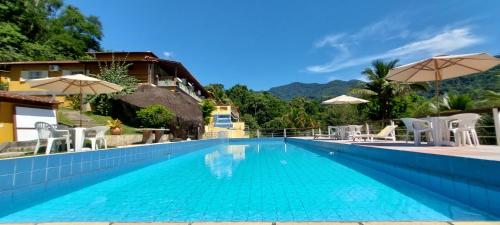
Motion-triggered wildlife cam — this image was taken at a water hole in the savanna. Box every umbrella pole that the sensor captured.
[80,93,83,127]
[80,85,83,127]
[435,80,440,116]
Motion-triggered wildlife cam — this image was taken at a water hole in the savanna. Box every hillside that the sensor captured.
[268,68,500,101]
[268,80,365,100]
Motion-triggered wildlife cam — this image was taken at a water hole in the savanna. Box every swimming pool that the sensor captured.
[0,139,497,222]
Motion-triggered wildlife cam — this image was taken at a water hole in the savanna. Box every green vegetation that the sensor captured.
[0,81,8,90]
[351,59,428,120]
[136,104,175,128]
[85,113,137,134]
[0,0,102,61]
[56,110,75,126]
[268,80,365,101]
[211,59,499,130]
[201,99,216,125]
[89,59,138,116]
[268,66,500,102]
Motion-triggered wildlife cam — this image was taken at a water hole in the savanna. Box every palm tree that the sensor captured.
[352,59,427,120]
[478,90,500,107]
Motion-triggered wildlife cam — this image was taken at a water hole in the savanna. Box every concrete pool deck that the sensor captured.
[4,221,500,225]
[298,138,500,161]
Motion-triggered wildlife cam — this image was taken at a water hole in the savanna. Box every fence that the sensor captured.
[201,107,500,146]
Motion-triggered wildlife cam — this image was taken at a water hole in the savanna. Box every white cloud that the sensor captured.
[315,33,346,48]
[307,27,482,73]
[386,28,481,56]
[163,51,174,59]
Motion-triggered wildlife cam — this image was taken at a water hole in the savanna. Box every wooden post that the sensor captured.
[257,129,260,138]
[493,108,500,146]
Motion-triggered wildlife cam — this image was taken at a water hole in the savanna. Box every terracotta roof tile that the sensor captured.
[0,91,60,105]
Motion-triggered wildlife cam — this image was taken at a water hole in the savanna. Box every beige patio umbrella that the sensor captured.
[387,53,500,112]
[27,74,123,126]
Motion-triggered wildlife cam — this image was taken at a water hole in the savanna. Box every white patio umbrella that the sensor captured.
[322,95,369,105]
[27,74,124,126]
[322,95,369,137]
[387,53,500,112]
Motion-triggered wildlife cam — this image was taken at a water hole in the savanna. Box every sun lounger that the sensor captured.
[352,125,397,142]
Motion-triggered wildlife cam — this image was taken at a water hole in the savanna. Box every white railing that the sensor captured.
[157,79,203,102]
[157,79,176,87]
[177,82,202,102]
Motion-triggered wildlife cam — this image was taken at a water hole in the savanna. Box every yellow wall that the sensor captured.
[204,105,248,138]
[0,102,14,143]
[213,105,231,115]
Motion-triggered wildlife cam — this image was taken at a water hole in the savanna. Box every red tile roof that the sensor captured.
[0,91,60,105]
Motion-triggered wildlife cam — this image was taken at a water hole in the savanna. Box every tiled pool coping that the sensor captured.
[1,221,500,224]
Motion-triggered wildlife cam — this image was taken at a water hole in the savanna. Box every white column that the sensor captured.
[283,129,287,138]
[493,108,500,146]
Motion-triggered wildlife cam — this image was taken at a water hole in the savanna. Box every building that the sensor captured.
[0,91,59,143]
[204,105,248,138]
[0,52,210,102]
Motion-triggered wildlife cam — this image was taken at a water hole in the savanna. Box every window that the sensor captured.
[62,69,89,75]
[20,71,48,81]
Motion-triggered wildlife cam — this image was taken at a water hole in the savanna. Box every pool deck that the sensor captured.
[4,221,500,224]
[296,137,500,161]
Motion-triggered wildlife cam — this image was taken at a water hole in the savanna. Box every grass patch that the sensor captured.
[57,110,75,126]
[84,112,139,135]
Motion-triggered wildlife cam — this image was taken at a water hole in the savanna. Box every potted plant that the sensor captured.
[107,118,123,135]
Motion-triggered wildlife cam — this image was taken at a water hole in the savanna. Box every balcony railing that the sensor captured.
[157,79,176,87]
[157,79,203,102]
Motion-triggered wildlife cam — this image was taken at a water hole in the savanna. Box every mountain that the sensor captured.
[268,69,500,101]
[268,80,365,101]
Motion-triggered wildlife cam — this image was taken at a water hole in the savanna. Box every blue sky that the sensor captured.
[68,0,500,90]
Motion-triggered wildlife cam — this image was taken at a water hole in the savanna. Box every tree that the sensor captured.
[205,84,231,104]
[443,93,474,111]
[0,0,102,61]
[352,59,427,120]
[89,59,138,115]
[478,90,500,107]
[201,99,216,125]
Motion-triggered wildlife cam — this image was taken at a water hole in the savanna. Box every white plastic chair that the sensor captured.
[400,118,415,144]
[84,126,109,150]
[448,113,481,146]
[34,122,71,155]
[346,125,363,140]
[412,119,433,146]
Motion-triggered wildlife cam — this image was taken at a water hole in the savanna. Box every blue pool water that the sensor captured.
[0,140,496,222]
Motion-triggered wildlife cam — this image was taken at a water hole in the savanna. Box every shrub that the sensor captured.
[136,104,174,128]
[201,99,215,125]
[0,81,8,91]
[89,58,138,116]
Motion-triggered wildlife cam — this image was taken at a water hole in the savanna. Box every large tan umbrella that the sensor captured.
[387,53,500,112]
[27,74,123,126]
[322,95,369,105]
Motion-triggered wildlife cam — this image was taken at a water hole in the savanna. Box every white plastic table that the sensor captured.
[69,127,86,151]
[425,117,452,146]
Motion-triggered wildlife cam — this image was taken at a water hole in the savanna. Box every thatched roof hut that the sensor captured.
[113,84,203,138]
